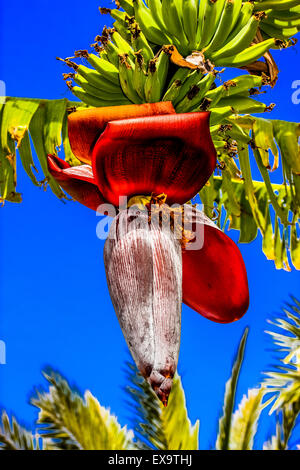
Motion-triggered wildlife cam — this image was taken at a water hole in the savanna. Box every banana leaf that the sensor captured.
[1,98,299,270]
[202,115,300,271]
[0,97,87,204]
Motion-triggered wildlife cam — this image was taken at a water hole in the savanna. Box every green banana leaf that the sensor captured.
[0,97,85,204]
[202,115,300,271]
[1,97,299,271]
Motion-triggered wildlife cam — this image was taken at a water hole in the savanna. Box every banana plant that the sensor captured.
[1,297,299,450]
[1,1,300,413]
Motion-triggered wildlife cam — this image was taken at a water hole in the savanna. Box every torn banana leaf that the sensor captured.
[0,97,88,203]
[201,115,300,271]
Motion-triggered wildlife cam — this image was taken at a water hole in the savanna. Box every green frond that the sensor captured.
[264,297,300,413]
[216,328,248,450]
[229,388,265,450]
[264,402,300,450]
[125,363,199,450]
[0,411,41,450]
[31,371,134,450]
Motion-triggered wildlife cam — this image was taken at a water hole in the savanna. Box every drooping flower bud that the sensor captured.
[104,207,182,405]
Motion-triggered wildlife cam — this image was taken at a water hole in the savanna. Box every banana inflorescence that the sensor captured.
[58,0,298,161]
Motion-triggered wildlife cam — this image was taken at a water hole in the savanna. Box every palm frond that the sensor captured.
[264,402,300,450]
[229,388,266,450]
[215,328,248,450]
[264,297,300,413]
[125,363,199,450]
[0,411,41,450]
[31,371,134,450]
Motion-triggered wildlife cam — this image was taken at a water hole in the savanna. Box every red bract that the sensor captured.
[47,102,249,325]
[92,112,216,207]
[47,155,104,211]
[181,205,249,323]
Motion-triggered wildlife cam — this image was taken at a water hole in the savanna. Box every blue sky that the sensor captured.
[0,0,300,450]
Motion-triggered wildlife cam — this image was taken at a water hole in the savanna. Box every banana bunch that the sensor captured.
[102,0,295,69]
[257,3,300,40]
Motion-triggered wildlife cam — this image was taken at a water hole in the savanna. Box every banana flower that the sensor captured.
[48,102,249,405]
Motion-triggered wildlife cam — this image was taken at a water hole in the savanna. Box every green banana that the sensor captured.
[200,0,227,49]
[173,69,204,106]
[211,14,262,61]
[226,2,255,42]
[144,51,169,103]
[215,95,274,114]
[111,29,136,59]
[264,15,300,28]
[71,86,131,107]
[222,74,265,97]
[204,0,242,56]
[129,21,154,64]
[161,0,189,53]
[113,20,132,43]
[175,72,216,113]
[73,75,124,101]
[147,0,168,31]
[253,0,300,12]
[116,0,134,16]
[266,8,300,21]
[133,0,171,46]
[210,106,234,126]
[260,22,299,40]
[119,54,143,103]
[181,0,199,48]
[133,53,147,100]
[168,67,191,88]
[162,79,184,103]
[59,59,121,93]
[99,7,127,24]
[86,54,120,85]
[213,37,278,67]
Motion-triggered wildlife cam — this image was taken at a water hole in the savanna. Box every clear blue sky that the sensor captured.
[0,0,300,450]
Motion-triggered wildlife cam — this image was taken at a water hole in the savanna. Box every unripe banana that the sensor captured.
[87,53,120,85]
[133,53,147,100]
[172,70,204,106]
[181,0,199,48]
[260,22,299,40]
[144,51,169,103]
[199,0,226,49]
[204,0,242,56]
[70,86,130,107]
[213,37,278,67]
[253,0,300,12]
[116,0,134,17]
[162,79,184,103]
[226,1,254,42]
[119,54,143,104]
[210,105,234,126]
[58,58,121,93]
[129,21,154,65]
[176,72,216,113]
[104,208,182,405]
[211,13,262,61]
[215,95,274,114]
[133,0,172,46]
[72,75,125,101]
